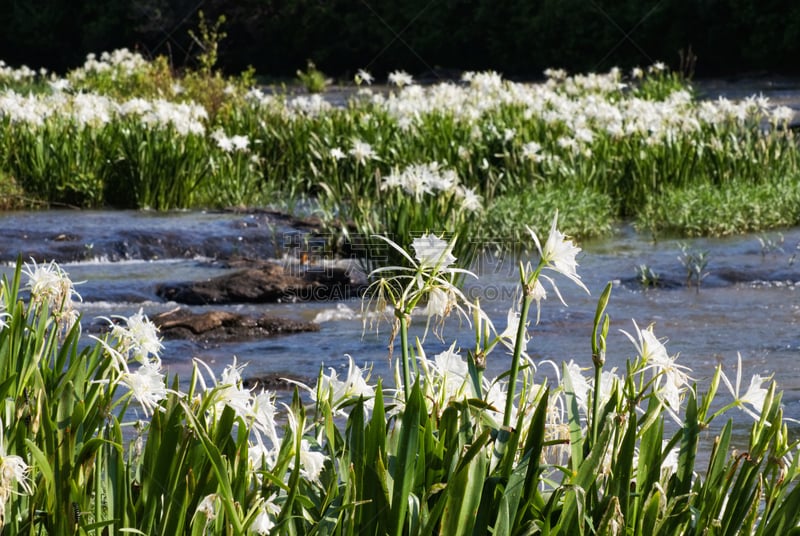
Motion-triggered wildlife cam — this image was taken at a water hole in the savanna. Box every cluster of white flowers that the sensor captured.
[313,355,375,414]
[0,61,36,84]
[93,308,166,417]
[388,70,414,87]
[120,98,207,135]
[23,259,81,331]
[380,162,482,212]
[286,94,332,117]
[70,49,149,81]
[211,128,251,152]
[338,66,794,151]
[0,90,208,134]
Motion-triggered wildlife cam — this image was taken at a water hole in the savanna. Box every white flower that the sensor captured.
[424,287,456,319]
[251,391,280,447]
[411,234,456,269]
[0,418,32,527]
[739,375,769,410]
[299,440,326,484]
[349,140,375,165]
[23,259,81,311]
[230,135,250,152]
[620,320,669,366]
[250,501,278,534]
[119,363,167,416]
[563,360,590,416]
[118,308,163,364]
[499,306,526,346]
[330,147,346,160]
[457,186,482,212]
[98,309,163,369]
[355,69,374,85]
[432,344,469,399]
[195,493,219,521]
[248,438,276,470]
[521,141,542,161]
[661,441,679,477]
[194,358,254,421]
[388,70,414,87]
[721,353,770,420]
[527,211,589,295]
[621,320,691,418]
[48,78,70,92]
[315,355,375,413]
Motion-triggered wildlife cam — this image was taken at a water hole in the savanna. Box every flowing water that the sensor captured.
[1,209,799,427]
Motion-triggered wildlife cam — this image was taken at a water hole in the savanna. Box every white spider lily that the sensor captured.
[119,362,168,417]
[0,419,32,528]
[411,234,457,269]
[720,353,770,420]
[355,68,374,85]
[193,358,254,422]
[23,259,81,330]
[195,493,219,521]
[101,308,163,366]
[250,496,280,534]
[366,234,476,331]
[314,355,375,414]
[621,320,691,421]
[388,70,414,87]
[299,440,326,484]
[349,140,375,164]
[527,211,589,295]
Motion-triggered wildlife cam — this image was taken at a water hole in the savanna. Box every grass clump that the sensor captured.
[637,175,800,237]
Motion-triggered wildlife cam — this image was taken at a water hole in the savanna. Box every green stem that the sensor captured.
[398,309,411,400]
[591,360,603,447]
[503,294,533,428]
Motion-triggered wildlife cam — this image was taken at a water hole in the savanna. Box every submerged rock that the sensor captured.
[152,307,319,342]
[156,260,367,305]
[242,372,312,391]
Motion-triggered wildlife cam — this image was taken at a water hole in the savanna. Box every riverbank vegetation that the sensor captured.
[2,46,800,266]
[0,221,797,533]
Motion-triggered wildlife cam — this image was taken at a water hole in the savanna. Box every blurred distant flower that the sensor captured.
[349,140,375,164]
[355,69,374,85]
[388,70,413,87]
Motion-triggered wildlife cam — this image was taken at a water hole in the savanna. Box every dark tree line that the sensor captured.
[1,0,799,79]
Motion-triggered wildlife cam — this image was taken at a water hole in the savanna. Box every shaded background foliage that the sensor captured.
[1,0,800,79]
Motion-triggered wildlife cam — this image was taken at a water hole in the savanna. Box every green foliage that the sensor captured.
[1,50,800,246]
[296,60,329,94]
[188,11,227,77]
[1,221,800,533]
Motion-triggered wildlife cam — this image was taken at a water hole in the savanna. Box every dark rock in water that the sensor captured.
[152,307,319,342]
[242,372,311,391]
[156,260,367,304]
[713,266,800,285]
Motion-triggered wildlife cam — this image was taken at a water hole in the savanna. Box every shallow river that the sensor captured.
[1,209,798,426]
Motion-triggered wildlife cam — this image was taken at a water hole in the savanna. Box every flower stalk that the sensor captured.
[590,282,612,447]
[397,308,412,400]
[503,262,538,428]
